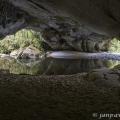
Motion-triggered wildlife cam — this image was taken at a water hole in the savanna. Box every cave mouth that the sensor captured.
[1,1,120,119]
[1,29,120,54]
[0,0,120,56]
[1,0,120,61]
[1,29,120,75]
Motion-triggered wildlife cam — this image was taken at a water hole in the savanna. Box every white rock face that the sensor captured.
[21,46,42,59]
[10,48,23,59]
[10,46,44,59]
[0,54,11,58]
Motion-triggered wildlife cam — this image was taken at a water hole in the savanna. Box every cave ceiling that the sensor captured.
[1,0,120,51]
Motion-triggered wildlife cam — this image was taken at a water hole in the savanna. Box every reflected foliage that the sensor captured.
[0,58,120,75]
[108,38,120,52]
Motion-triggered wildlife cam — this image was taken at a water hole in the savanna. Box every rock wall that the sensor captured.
[8,0,120,39]
[0,1,28,39]
[1,0,119,52]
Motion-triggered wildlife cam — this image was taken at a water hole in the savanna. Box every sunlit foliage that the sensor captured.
[108,38,120,52]
[0,29,44,53]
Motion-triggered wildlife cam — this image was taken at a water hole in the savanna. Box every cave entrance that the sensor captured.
[1,29,120,75]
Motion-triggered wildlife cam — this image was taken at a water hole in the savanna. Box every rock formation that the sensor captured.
[10,45,44,59]
[0,0,117,52]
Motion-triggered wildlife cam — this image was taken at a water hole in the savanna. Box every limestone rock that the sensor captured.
[40,24,112,52]
[10,48,23,59]
[20,45,43,59]
[7,0,120,39]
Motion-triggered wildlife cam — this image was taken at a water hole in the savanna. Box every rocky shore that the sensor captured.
[47,51,120,61]
[0,65,120,120]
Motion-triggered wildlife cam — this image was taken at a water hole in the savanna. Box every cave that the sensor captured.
[1,0,120,120]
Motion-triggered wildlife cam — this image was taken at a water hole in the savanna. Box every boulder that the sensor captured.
[20,45,44,59]
[10,48,24,59]
[10,46,44,59]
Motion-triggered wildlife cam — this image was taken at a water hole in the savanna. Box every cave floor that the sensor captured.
[0,69,120,120]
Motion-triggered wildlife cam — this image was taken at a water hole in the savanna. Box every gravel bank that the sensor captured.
[0,68,120,120]
[48,51,120,61]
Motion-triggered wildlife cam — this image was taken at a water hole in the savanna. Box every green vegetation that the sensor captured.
[106,60,120,69]
[108,38,120,52]
[1,29,120,54]
[0,29,44,53]
[0,58,45,75]
[0,58,120,75]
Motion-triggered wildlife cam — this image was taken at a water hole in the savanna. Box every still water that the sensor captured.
[0,57,120,75]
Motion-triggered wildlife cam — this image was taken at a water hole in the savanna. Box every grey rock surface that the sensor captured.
[8,0,120,39]
[0,0,115,52]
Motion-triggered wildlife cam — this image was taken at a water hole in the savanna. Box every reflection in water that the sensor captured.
[0,57,120,75]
